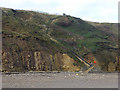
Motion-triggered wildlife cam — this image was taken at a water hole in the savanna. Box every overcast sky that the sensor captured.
[0,0,119,23]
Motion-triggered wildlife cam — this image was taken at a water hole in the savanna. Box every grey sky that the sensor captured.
[0,0,119,23]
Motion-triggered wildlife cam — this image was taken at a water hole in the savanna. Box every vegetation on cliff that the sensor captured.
[2,7,119,72]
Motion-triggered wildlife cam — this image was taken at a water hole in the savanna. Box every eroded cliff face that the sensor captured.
[61,54,80,71]
[2,51,80,72]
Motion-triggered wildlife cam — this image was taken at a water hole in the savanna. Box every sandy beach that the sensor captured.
[1,72,118,88]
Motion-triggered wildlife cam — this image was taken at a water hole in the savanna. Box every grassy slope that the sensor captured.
[51,16,116,52]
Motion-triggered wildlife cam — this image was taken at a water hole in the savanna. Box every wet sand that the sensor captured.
[2,72,118,88]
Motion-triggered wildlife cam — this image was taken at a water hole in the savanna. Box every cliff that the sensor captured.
[1,7,119,72]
